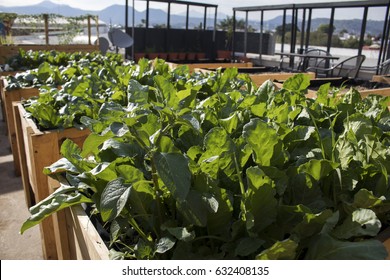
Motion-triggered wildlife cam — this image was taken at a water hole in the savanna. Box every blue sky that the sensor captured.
[0,0,384,20]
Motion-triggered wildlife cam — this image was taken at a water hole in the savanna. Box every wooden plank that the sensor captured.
[49,176,71,260]
[13,102,35,208]
[67,206,109,260]
[249,72,316,86]
[0,78,5,122]
[1,72,24,122]
[2,79,40,175]
[359,87,390,98]
[371,75,390,84]
[0,45,99,64]
[169,62,253,73]
[188,62,253,72]
[53,210,71,260]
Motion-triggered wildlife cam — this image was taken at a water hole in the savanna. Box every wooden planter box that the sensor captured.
[249,72,316,86]
[1,79,40,175]
[169,62,253,73]
[13,102,90,259]
[52,204,390,260]
[0,73,23,121]
[358,87,390,98]
[0,44,99,64]
[371,75,390,84]
[53,205,109,260]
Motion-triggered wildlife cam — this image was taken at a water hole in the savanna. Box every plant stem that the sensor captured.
[127,215,149,242]
[305,104,326,159]
[233,149,247,220]
[151,158,163,236]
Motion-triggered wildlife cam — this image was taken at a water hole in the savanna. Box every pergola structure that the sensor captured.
[233,0,390,72]
[124,0,218,58]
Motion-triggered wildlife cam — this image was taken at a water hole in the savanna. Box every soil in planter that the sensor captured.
[306,78,390,92]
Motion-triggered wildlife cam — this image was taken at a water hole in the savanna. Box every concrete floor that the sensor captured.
[0,106,43,260]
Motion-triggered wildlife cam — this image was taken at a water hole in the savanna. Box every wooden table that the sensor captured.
[275,52,339,71]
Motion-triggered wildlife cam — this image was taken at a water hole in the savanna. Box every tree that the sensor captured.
[317,24,335,34]
[153,23,166,29]
[217,16,257,49]
[218,16,243,31]
[339,28,348,35]
[275,23,300,37]
[137,19,146,28]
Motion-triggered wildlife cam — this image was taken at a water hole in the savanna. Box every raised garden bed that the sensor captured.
[168,61,254,72]
[1,79,40,175]
[274,77,390,107]
[371,75,390,84]
[13,102,90,259]
[21,74,390,260]
[250,72,316,87]
[0,44,99,64]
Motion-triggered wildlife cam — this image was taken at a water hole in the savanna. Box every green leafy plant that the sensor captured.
[6,49,123,71]
[21,69,390,260]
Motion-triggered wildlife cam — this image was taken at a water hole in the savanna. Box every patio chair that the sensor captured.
[361,58,390,75]
[306,54,366,79]
[298,48,332,71]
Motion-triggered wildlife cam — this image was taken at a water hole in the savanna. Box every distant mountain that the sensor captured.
[0,0,96,17]
[0,0,384,35]
[249,15,384,36]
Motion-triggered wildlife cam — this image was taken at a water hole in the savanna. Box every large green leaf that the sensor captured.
[89,162,118,182]
[155,135,181,154]
[164,226,195,242]
[177,190,208,227]
[21,184,92,233]
[306,234,387,260]
[282,73,310,92]
[219,112,239,134]
[116,164,145,183]
[199,127,236,180]
[127,79,149,104]
[332,209,382,239]
[235,237,265,257]
[198,182,233,236]
[43,158,78,175]
[245,166,277,232]
[243,118,288,167]
[293,209,333,239]
[100,178,132,222]
[153,152,191,202]
[81,133,111,158]
[128,183,155,222]
[154,75,179,109]
[298,159,340,181]
[256,239,298,260]
[343,113,373,140]
[155,236,176,254]
[214,67,238,93]
[353,189,385,209]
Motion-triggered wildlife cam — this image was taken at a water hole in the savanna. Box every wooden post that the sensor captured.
[3,81,40,176]
[96,16,100,41]
[88,16,92,45]
[13,102,35,208]
[43,14,49,45]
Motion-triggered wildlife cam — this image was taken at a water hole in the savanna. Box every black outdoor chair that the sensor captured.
[306,54,366,79]
[361,58,390,75]
[297,48,332,71]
